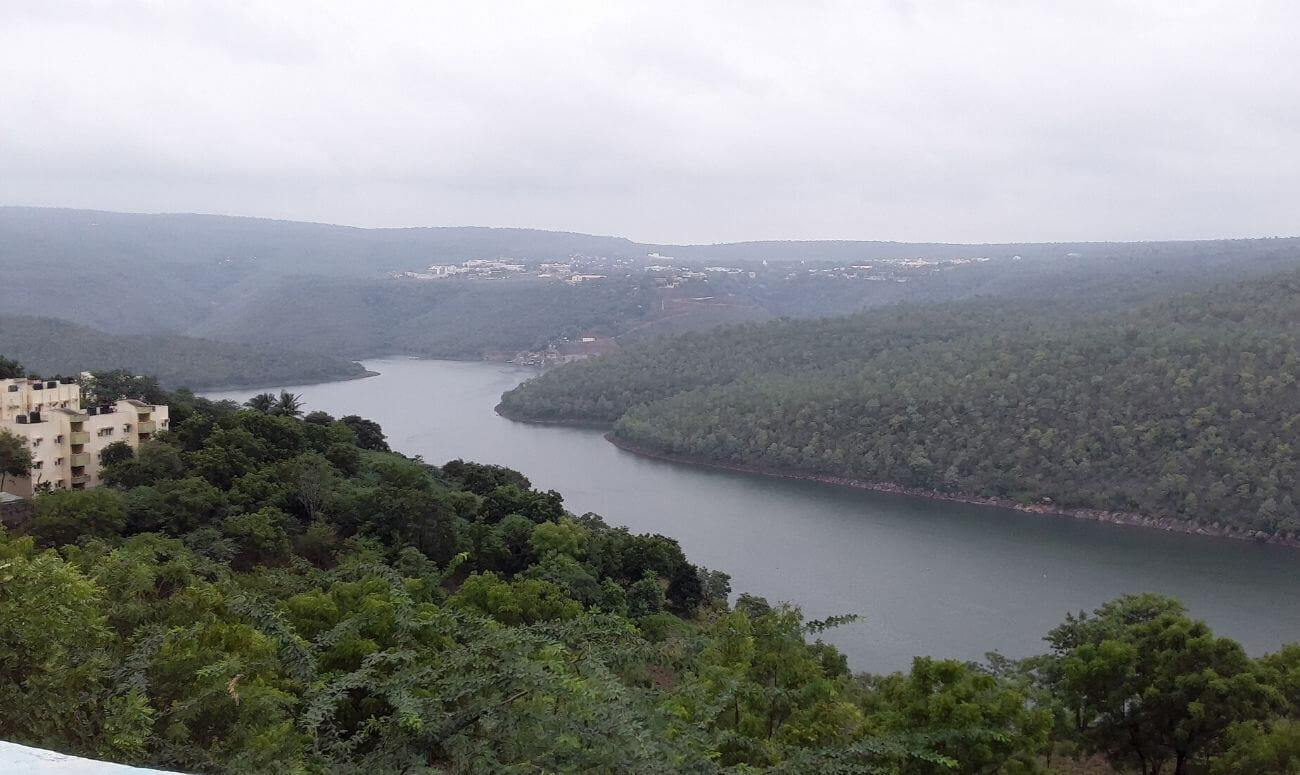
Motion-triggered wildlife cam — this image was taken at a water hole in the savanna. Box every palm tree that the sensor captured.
[245,393,276,412]
[272,390,304,418]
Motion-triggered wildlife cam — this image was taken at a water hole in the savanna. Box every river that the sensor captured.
[205,357,1300,673]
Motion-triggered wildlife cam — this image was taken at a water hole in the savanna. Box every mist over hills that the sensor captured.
[0,314,368,389]
[0,207,641,334]
[5,206,1300,361]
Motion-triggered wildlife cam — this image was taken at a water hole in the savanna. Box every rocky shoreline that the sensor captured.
[600,434,1300,549]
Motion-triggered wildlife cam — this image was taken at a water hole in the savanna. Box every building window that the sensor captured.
[32,461,43,470]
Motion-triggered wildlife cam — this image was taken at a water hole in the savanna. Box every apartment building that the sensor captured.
[0,377,169,496]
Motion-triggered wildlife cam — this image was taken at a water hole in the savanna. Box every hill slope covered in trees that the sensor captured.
[498,270,1300,538]
[0,315,369,389]
[186,275,659,359]
[2,385,1299,773]
[7,208,1300,362]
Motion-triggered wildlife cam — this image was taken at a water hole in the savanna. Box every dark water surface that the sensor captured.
[206,358,1300,672]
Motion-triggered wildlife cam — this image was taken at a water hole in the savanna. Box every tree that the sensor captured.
[341,415,389,451]
[0,535,110,752]
[0,429,32,492]
[448,571,583,625]
[101,441,185,488]
[1047,594,1278,775]
[862,657,1052,774]
[529,517,589,559]
[222,507,293,569]
[626,569,667,618]
[97,440,134,468]
[123,476,227,535]
[80,370,166,406]
[0,356,24,379]
[244,392,276,412]
[271,390,304,418]
[442,459,530,493]
[1213,720,1300,774]
[29,488,128,546]
[303,410,335,425]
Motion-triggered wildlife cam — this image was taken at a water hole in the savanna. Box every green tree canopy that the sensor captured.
[1046,594,1279,775]
[0,429,33,491]
[0,356,24,379]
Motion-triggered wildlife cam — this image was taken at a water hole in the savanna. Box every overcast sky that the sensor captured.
[2,1,1298,244]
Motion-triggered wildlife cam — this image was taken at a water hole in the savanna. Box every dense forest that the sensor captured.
[0,316,369,389]
[187,276,660,360]
[3,381,1300,773]
[498,269,1300,538]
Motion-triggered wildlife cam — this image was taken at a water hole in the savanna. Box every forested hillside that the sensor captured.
[499,270,1300,538]
[0,207,639,334]
[3,385,1299,773]
[0,316,369,389]
[178,237,1300,359]
[187,275,658,359]
[7,208,1300,361]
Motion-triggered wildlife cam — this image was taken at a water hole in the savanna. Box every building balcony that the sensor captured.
[71,473,90,485]
[137,420,156,434]
[70,431,90,445]
[70,452,91,467]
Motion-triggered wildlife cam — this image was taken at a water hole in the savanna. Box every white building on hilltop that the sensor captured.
[0,377,169,496]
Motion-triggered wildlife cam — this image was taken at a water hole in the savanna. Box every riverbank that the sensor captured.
[601,434,1300,549]
[189,368,379,393]
[493,404,615,429]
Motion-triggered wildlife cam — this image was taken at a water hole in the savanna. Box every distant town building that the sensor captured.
[0,377,169,496]
[464,259,526,272]
[398,264,463,280]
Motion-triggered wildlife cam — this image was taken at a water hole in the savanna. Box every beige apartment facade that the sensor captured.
[0,377,169,496]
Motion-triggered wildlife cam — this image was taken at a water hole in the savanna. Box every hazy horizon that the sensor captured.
[5,203,1299,247]
[4,2,1300,245]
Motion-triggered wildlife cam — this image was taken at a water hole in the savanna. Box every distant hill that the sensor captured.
[5,206,1300,358]
[190,236,1300,358]
[0,315,369,389]
[186,275,659,360]
[0,207,640,333]
[641,236,1300,263]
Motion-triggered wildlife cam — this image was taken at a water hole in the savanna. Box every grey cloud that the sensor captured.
[1,0,1298,243]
